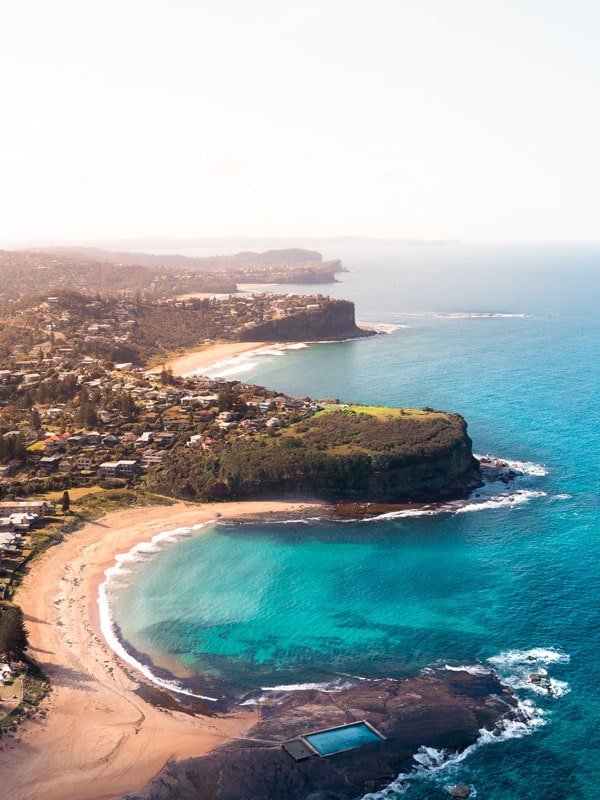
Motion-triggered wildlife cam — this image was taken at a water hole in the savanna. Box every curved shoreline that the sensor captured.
[0,500,322,800]
[150,340,271,377]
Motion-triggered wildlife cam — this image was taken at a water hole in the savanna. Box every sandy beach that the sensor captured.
[1,499,321,800]
[152,340,270,378]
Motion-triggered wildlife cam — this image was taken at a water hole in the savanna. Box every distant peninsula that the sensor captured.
[0,246,342,302]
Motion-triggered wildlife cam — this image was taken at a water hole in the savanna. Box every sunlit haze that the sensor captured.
[3,0,599,245]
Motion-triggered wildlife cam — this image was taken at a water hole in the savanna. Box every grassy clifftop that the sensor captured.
[147,405,482,503]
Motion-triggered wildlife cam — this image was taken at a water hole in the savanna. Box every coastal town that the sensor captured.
[0,285,357,599]
[0,246,342,302]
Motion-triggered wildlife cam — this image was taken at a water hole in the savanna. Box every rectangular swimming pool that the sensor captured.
[303,721,385,757]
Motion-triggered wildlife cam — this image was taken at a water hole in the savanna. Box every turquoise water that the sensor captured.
[108,244,600,798]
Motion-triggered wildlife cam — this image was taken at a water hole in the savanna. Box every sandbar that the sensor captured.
[1,499,321,800]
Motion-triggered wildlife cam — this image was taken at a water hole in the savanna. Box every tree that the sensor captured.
[61,490,70,514]
[31,407,41,429]
[0,606,28,663]
[218,386,240,412]
[160,365,175,386]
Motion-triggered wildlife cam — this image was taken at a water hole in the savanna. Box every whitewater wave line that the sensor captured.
[361,646,569,800]
[97,520,220,701]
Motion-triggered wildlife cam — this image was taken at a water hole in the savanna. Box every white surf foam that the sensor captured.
[488,647,571,698]
[361,696,544,799]
[98,520,219,701]
[476,454,549,477]
[260,679,355,693]
[488,646,570,669]
[443,663,492,676]
[183,342,310,379]
[238,516,326,526]
[455,490,547,513]
[392,311,529,320]
[358,321,408,333]
[359,489,546,524]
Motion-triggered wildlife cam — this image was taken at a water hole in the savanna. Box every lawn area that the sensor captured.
[40,485,105,503]
[314,405,441,419]
[0,673,23,704]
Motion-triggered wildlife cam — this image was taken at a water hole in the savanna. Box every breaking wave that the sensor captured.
[183,342,309,379]
[98,520,220,700]
[488,647,571,698]
[361,648,568,799]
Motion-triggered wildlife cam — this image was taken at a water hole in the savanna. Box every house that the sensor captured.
[198,394,219,407]
[218,420,237,431]
[8,514,35,531]
[140,449,169,466]
[102,434,122,447]
[67,434,86,448]
[0,500,55,517]
[76,455,93,471]
[83,431,101,446]
[21,372,42,385]
[154,432,177,448]
[186,434,204,447]
[193,410,215,423]
[0,663,14,684]
[39,455,62,472]
[99,460,138,478]
[44,435,66,452]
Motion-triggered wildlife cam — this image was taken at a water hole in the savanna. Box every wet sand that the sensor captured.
[151,340,270,377]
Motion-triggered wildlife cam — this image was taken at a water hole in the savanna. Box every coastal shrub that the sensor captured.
[142,407,472,501]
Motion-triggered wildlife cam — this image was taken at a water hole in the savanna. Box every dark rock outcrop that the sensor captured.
[124,670,519,800]
[238,299,373,342]
[450,785,471,798]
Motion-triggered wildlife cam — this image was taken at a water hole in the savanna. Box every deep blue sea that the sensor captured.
[105,243,600,799]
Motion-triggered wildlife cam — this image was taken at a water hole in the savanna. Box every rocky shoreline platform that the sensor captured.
[124,668,522,800]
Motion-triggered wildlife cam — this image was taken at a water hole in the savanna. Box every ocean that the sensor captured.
[103,243,600,799]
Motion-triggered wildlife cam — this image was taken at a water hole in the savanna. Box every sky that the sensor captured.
[2,0,600,245]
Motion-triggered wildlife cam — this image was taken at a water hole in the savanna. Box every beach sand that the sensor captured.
[151,340,270,378]
[1,500,321,800]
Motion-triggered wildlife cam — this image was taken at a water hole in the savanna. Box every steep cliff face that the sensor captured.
[217,409,482,503]
[228,440,480,502]
[362,434,481,501]
[238,299,373,342]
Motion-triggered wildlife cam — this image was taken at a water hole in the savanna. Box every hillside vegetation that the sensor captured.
[145,406,481,502]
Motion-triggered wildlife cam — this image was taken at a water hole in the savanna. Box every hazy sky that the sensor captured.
[2,0,599,244]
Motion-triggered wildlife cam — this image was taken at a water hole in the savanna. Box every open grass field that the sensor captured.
[314,405,441,420]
